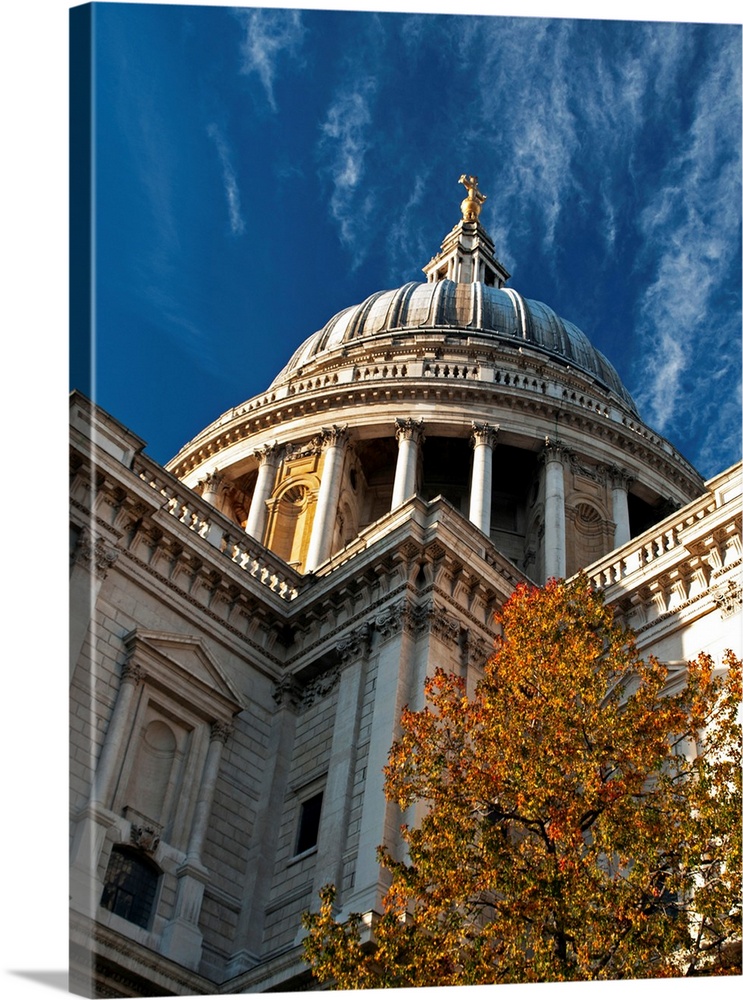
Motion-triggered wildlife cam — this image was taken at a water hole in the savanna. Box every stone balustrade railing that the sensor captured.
[587,501,721,591]
[588,524,681,589]
[133,456,301,601]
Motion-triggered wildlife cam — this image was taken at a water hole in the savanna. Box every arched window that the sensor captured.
[100,845,160,929]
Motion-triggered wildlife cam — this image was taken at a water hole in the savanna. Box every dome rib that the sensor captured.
[269,281,637,413]
[387,282,418,330]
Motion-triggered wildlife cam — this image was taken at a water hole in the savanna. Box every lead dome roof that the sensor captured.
[271,279,638,414]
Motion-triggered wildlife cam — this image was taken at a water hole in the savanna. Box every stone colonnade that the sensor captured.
[241,421,632,578]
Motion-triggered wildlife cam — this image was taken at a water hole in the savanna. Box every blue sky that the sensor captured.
[1,6,739,995]
[75,3,742,480]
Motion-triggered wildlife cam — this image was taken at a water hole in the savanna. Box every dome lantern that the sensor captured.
[423,174,511,288]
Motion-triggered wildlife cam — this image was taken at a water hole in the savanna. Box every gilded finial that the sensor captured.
[459,174,486,221]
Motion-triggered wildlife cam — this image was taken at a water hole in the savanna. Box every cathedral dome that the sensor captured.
[271,280,637,414]
[169,176,704,582]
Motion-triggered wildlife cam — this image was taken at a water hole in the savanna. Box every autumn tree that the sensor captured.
[302,575,741,986]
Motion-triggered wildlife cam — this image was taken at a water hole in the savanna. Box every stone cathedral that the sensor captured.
[69,178,742,997]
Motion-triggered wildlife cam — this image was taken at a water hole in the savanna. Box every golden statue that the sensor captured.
[459,173,486,221]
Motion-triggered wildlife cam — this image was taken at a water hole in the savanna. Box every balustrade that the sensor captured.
[134,457,300,600]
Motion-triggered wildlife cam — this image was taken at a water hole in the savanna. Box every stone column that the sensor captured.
[609,467,632,548]
[469,422,498,535]
[391,418,425,509]
[245,444,280,541]
[92,663,146,806]
[542,438,567,580]
[186,721,231,862]
[162,720,232,970]
[200,470,226,511]
[304,426,349,572]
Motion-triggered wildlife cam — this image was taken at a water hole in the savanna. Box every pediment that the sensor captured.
[123,629,244,716]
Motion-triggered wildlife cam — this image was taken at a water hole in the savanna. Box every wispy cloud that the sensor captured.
[318,79,377,265]
[207,123,245,236]
[462,20,698,275]
[237,8,305,112]
[632,32,742,471]
[385,169,430,281]
[461,18,580,268]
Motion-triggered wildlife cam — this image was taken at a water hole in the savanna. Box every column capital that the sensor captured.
[319,424,350,448]
[608,465,634,491]
[121,663,146,686]
[395,417,425,445]
[253,441,282,466]
[471,421,498,448]
[200,469,225,491]
[541,436,568,463]
[210,720,233,745]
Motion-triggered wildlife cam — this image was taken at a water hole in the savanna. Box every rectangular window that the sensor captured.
[100,846,160,929]
[295,790,323,855]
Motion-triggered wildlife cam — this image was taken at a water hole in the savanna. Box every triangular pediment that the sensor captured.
[123,629,244,714]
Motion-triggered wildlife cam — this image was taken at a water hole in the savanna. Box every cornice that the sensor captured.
[118,545,287,671]
[167,370,701,498]
[75,915,216,996]
[275,590,496,713]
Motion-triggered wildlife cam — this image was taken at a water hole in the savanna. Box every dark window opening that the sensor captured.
[296,791,324,854]
[421,436,471,510]
[628,492,668,538]
[100,845,160,929]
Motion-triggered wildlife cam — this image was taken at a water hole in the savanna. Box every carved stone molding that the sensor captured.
[272,676,303,710]
[303,666,342,708]
[120,546,285,667]
[427,605,462,644]
[397,540,423,564]
[424,541,447,564]
[462,631,492,668]
[75,528,119,578]
[607,464,634,491]
[336,622,372,662]
[284,438,322,460]
[130,824,161,854]
[569,455,606,485]
[712,578,743,619]
[373,599,466,646]
[402,602,432,636]
[374,602,405,640]
[540,436,569,465]
[199,470,225,493]
[272,665,343,713]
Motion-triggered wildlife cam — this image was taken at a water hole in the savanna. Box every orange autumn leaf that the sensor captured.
[302,575,742,987]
